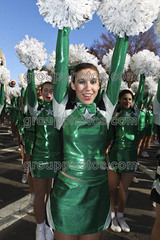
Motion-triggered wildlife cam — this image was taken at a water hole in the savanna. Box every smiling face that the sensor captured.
[41,83,53,102]
[119,93,133,109]
[71,68,100,105]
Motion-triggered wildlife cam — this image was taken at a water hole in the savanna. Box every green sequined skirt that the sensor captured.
[47,171,111,235]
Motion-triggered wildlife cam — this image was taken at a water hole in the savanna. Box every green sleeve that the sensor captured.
[27,69,37,108]
[27,69,39,117]
[147,96,153,108]
[106,36,129,106]
[21,88,25,98]
[0,84,4,114]
[23,87,28,115]
[53,27,70,103]
[134,74,145,109]
[143,92,149,109]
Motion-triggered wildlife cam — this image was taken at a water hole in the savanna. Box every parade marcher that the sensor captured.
[107,74,145,233]
[141,100,154,157]
[137,93,148,156]
[46,25,128,240]
[23,84,44,204]
[27,69,61,240]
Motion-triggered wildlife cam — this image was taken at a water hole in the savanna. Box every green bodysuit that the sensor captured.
[47,27,129,235]
[108,74,145,173]
[27,70,61,178]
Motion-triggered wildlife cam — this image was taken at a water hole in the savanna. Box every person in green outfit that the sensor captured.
[27,70,61,240]
[107,75,145,233]
[141,101,154,157]
[46,27,128,240]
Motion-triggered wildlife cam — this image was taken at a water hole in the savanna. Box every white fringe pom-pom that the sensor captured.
[97,0,160,37]
[130,50,160,77]
[15,35,47,70]
[120,81,129,91]
[69,44,98,67]
[18,73,27,89]
[34,70,52,87]
[130,81,139,94]
[9,88,21,98]
[69,44,108,85]
[145,76,157,97]
[102,49,131,72]
[97,64,109,90]
[48,51,56,72]
[37,0,100,30]
[0,66,10,85]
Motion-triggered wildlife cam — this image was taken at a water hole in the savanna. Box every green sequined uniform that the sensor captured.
[47,28,128,234]
[108,75,145,173]
[27,70,61,178]
[145,109,154,136]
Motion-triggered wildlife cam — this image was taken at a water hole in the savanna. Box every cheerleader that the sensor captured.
[141,99,154,157]
[107,74,145,233]
[46,27,128,240]
[27,70,61,240]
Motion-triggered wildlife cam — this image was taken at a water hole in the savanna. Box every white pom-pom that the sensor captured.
[0,66,10,85]
[130,50,160,77]
[120,81,129,91]
[69,44,108,85]
[37,0,99,30]
[130,81,139,94]
[34,70,52,87]
[69,44,98,67]
[48,51,56,72]
[18,73,27,89]
[15,35,47,70]
[102,49,131,72]
[9,88,21,99]
[145,76,157,97]
[97,0,160,37]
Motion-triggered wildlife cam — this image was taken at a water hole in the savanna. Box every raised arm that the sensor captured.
[147,96,153,108]
[27,69,38,117]
[134,74,145,109]
[53,27,70,129]
[53,27,70,104]
[106,36,129,106]
[22,87,28,115]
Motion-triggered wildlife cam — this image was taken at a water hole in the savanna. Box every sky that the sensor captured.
[0,0,108,87]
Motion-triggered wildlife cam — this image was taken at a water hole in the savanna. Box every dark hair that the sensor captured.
[71,62,99,83]
[119,89,134,99]
[41,81,53,91]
